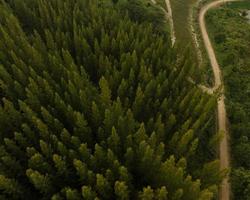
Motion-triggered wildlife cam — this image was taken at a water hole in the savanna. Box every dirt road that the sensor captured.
[152,0,176,45]
[165,0,176,45]
[199,1,240,199]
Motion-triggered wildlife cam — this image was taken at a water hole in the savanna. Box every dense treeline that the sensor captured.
[206,5,250,200]
[118,0,168,34]
[0,0,222,199]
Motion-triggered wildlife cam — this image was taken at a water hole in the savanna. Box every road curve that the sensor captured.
[199,1,240,199]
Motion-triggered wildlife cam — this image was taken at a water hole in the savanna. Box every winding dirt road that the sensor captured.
[199,1,240,199]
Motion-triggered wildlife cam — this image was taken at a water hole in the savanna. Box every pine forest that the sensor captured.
[0,0,225,199]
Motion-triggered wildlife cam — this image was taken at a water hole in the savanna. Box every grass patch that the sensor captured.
[170,0,196,45]
[227,1,250,9]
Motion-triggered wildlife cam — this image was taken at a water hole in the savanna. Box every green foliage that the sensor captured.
[227,1,250,9]
[0,0,220,199]
[118,0,168,34]
[206,6,250,200]
[231,168,250,200]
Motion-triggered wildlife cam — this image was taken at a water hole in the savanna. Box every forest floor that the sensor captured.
[199,0,241,199]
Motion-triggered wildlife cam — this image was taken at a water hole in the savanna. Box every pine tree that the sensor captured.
[95,174,112,199]
[26,169,53,195]
[139,186,154,200]
[99,77,112,106]
[82,186,97,200]
[0,175,24,199]
[114,181,130,200]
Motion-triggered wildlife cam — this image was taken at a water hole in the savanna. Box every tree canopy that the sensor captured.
[0,0,222,199]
